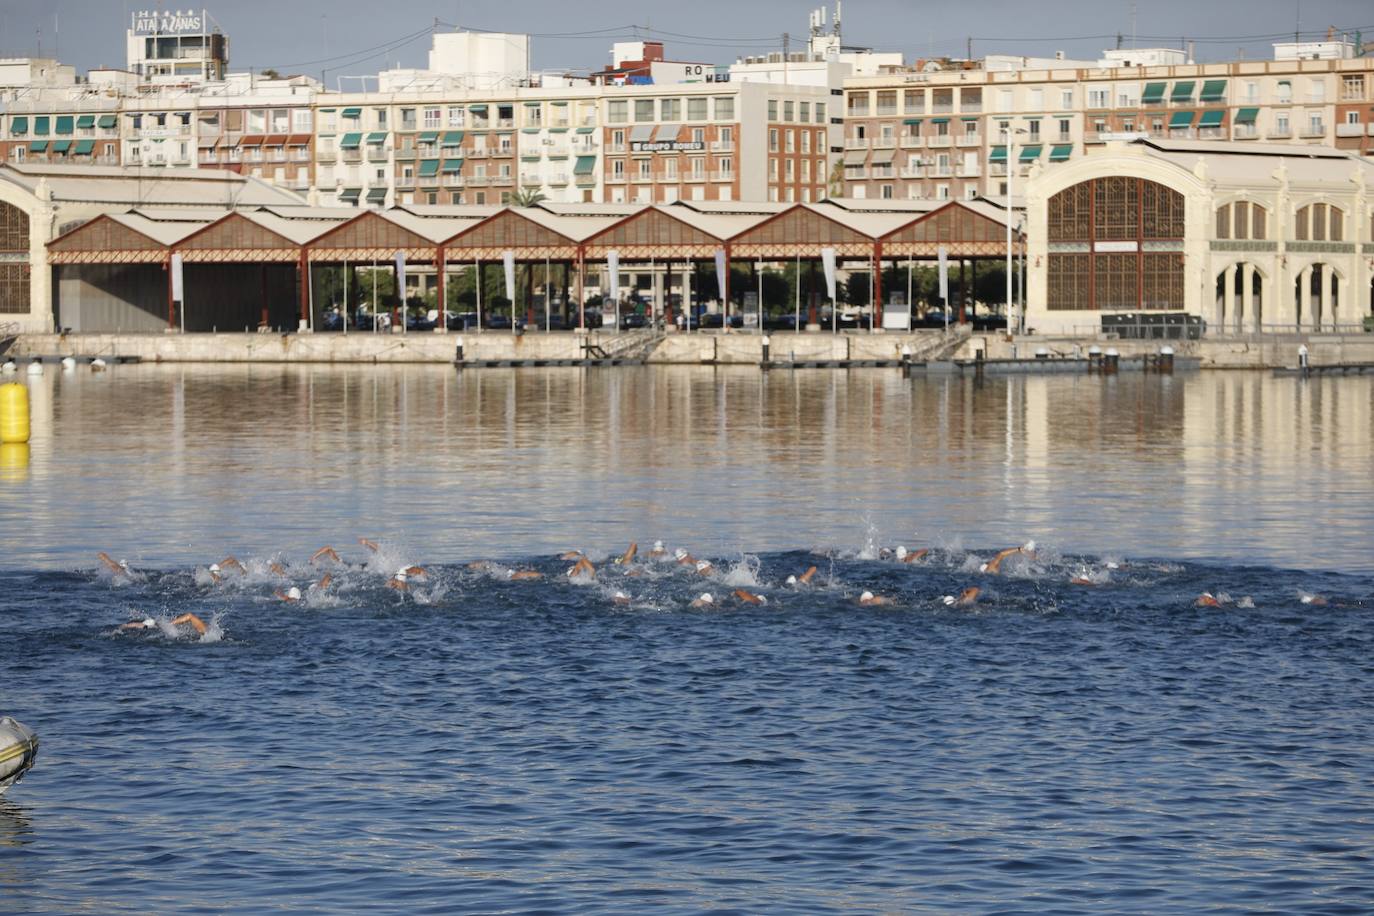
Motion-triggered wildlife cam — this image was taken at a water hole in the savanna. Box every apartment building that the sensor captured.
[842,48,1374,203]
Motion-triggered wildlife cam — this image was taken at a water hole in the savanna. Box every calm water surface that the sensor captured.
[0,365,1371,912]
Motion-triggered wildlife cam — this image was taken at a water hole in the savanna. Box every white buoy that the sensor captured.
[25,361,42,376]
[0,361,15,374]
[61,357,76,371]
[0,717,38,794]
[90,358,107,372]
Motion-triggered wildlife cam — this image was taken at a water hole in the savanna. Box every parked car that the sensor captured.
[700,313,743,329]
[354,307,391,331]
[618,312,647,330]
[320,309,346,332]
[406,311,436,332]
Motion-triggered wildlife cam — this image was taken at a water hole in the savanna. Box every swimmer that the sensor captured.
[275,586,303,602]
[467,560,498,572]
[674,548,697,566]
[785,565,819,587]
[121,613,207,636]
[980,540,1036,575]
[615,542,638,565]
[401,565,429,580]
[117,616,158,633]
[567,557,596,579]
[218,556,246,575]
[857,590,894,607]
[895,546,929,563]
[311,546,342,566]
[733,589,767,606]
[695,559,715,576]
[1299,592,1328,606]
[386,571,409,592]
[269,561,288,578]
[690,593,715,608]
[942,587,981,607]
[312,573,333,592]
[648,540,667,559]
[96,552,132,576]
[509,570,544,581]
[612,591,632,606]
[1195,592,1223,608]
[358,537,380,553]
[558,550,584,561]
[1070,575,1097,586]
[206,563,223,584]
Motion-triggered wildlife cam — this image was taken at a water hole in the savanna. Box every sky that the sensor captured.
[0,0,1370,81]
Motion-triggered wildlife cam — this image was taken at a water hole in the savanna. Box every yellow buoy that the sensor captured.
[0,382,30,444]
[0,442,28,481]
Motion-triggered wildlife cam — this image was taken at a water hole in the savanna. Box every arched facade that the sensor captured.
[0,176,53,331]
[0,201,29,316]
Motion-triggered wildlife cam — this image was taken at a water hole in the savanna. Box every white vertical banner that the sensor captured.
[170,252,184,302]
[607,250,620,304]
[503,249,516,303]
[820,247,837,301]
[713,248,727,304]
[937,246,949,301]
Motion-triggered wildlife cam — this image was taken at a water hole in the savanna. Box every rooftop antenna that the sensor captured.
[834,0,842,43]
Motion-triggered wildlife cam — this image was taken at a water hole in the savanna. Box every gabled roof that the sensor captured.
[0,163,305,208]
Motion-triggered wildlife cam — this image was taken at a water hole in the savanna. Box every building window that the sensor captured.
[784,100,795,121]
[1340,75,1364,101]
[1276,80,1292,103]
[662,98,681,120]
[1047,176,1185,311]
[714,96,734,120]
[634,99,655,122]
[799,101,810,122]
[769,128,778,152]
[688,98,708,120]
[846,92,868,116]
[1061,89,1074,108]
[608,101,628,123]
[1294,203,1343,241]
[1087,88,1109,108]
[448,107,464,127]
[785,129,795,153]
[1215,201,1267,240]
[768,100,779,121]
[815,102,826,123]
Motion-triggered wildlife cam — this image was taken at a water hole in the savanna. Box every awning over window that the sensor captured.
[469,104,488,114]
[97,115,117,129]
[340,107,362,118]
[1199,80,1227,102]
[198,137,219,148]
[55,116,73,135]
[239,135,266,146]
[33,116,49,135]
[51,139,72,153]
[988,145,1007,162]
[76,115,95,129]
[1018,144,1042,162]
[366,132,387,144]
[548,127,569,133]
[1198,109,1225,127]
[1140,82,1167,104]
[521,128,540,134]
[366,188,387,202]
[9,117,26,135]
[575,126,595,134]
[629,125,655,142]
[339,133,362,149]
[903,118,922,126]
[930,117,950,124]
[842,149,868,165]
[1170,81,1195,102]
[654,123,681,141]
[28,141,47,152]
[870,147,897,164]
[442,131,463,146]
[1235,107,1259,124]
[573,155,596,175]
[418,131,439,143]
[1049,144,1073,161]
[442,160,463,173]
[418,159,441,177]
[1169,111,1195,128]
[338,188,361,201]
[73,139,95,155]
[263,135,287,146]
[285,135,309,146]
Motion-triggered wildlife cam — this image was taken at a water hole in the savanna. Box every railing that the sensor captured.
[872,138,896,150]
[957,165,981,177]
[468,148,490,158]
[1334,123,1364,138]
[604,173,626,184]
[875,106,898,117]
[1267,128,1292,139]
[396,176,414,188]
[900,136,923,148]
[844,137,869,149]
[548,173,570,185]
[606,143,626,154]
[899,167,923,178]
[710,140,734,152]
[956,134,981,147]
[443,175,464,187]
[1300,125,1327,137]
[711,171,733,182]
[928,135,952,147]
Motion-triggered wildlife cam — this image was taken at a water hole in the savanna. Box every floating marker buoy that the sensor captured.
[25,361,42,376]
[61,357,76,371]
[0,717,38,794]
[90,358,107,372]
[0,361,15,374]
[0,382,30,444]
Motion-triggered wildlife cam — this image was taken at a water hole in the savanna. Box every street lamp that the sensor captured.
[1002,126,1028,337]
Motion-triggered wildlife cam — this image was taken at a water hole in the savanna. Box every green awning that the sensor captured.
[961,117,978,122]
[989,145,1007,162]
[1140,82,1166,104]
[903,118,922,126]
[73,139,95,155]
[341,107,362,118]
[9,117,26,135]
[339,133,362,149]
[418,131,439,143]
[523,101,541,107]
[34,116,49,135]
[319,108,336,114]
[339,188,361,201]
[442,131,463,145]
[442,160,463,173]
[1235,107,1259,124]
[1170,81,1195,102]
[418,159,441,177]
[50,139,72,153]
[521,128,540,134]
[1197,109,1225,127]
[28,141,47,153]
[930,117,950,124]
[366,132,387,144]
[55,116,73,135]
[1169,111,1195,128]
[575,126,595,134]
[1019,144,1042,162]
[1049,144,1072,161]
[366,188,387,202]
[548,127,569,133]
[469,104,488,113]
[76,115,95,129]
[97,114,117,129]
[573,155,596,175]
[1199,80,1227,102]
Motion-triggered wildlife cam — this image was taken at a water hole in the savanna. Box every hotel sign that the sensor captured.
[630,140,706,153]
[131,9,205,34]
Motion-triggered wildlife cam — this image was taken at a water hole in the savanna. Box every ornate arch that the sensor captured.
[0,199,30,315]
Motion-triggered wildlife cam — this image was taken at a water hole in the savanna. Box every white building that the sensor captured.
[125,8,229,84]
[428,32,531,90]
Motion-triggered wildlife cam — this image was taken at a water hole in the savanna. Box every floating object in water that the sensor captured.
[0,382,30,444]
[612,590,631,606]
[61,357,76,371]
[0,361,15,374]
[0,717,39,794]
[690,592,715,608]
[942,587,980,607]
[90,358,107,371]
[25,361,41,376]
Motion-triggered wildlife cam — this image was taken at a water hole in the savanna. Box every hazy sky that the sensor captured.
[2,0,1370,81]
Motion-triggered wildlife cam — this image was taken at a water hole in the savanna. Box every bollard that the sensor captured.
[455,336,465,366]
[761,335,771,368]
[1035,347,1049,360]
[1087,345,1102,373]
[1103,347,1120,374]
[1158,345,1174,374]
[0,382,31,444]
[1298,344,1309,375]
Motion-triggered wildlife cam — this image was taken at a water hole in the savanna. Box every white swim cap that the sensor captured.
[394,570,407,582]
[674,548,688,560]
[142,617,156,628]
[785,575,797,585]
[942,595,956,606]
[614,591,627,599]
[696,560,711,572]
[895,546,907,558]
[288,587,302,600]
[978,562,989,573]
[699,593,714,604]
[757,595,768,605]
[209,563,220,574]
[1023,539,1037,553]
[861,591,874,601]
[653,540,664,551]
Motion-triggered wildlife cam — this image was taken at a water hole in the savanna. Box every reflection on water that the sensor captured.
[0,364,1370,571]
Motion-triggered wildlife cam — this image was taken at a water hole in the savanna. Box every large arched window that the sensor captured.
[0,201,29,315]
[1294,203,1343,241]
[1047,176,1185,311]
[1215,201,1267,240]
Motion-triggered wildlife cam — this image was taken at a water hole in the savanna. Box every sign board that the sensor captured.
[820,247,837,301]
[502,250,516,304]
[937,246,948,300]
[630,141,706,153]
[607,250,620,303]
[131,8,206,35]
[394,250,407,302]
[1094,240,1139,253]
[713,249,726,303]
[170,253,184,303]
[881,300,910,331]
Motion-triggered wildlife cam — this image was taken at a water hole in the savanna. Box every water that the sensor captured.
[1,366,1372,912]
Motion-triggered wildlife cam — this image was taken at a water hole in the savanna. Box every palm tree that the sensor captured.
[510,187,548,208]
[827,158,845,200]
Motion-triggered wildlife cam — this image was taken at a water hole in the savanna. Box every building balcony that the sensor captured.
[1335,123,1365,138]
[711,171,734,182]
[928,135,952,147]
[366,151,388,162]
[1233,125,1260,139]
[606,143,626,154]
[443,175,464,187]
[875,106,898,117]
[631,174,654,183]
[684,172,707,182]
[1198,128,1225,140]
[957,165,980,177]
[930,165,953,177]
[989,163,1008,176]
[605,173,626,184]
[900,136,923,148]
[96,155,119,165]
[316,151,336,163]
[394,149,415,160]
[491,147,514,158]
[931,104,953,114]
[1300,125,1327,138]
[575,173,596,185]
[466,176,491,186]
[844,137,869,149]
[960,102,983,113]
[956,134,981,147]
[341,152,363,164]
[1267,128,1292,139]
[396,176,414,188]
[847,107,870,118]
[899,167,923,179]
[710,140,734,152]
[548,173,570,185]
[872,138,896,150]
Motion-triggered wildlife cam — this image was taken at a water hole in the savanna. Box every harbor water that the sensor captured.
[0,365,1371,912]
